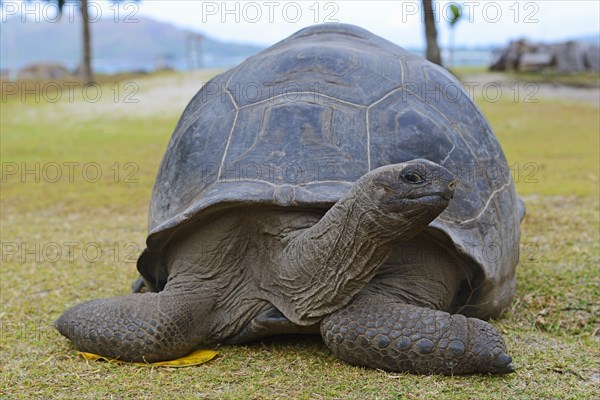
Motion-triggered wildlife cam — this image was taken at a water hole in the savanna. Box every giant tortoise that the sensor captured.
[56,23,525,375]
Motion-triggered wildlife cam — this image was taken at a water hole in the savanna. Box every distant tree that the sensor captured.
[422,0,442,65]
[447,3,463,67]
[78,0,93,84]
[39,0,139,85]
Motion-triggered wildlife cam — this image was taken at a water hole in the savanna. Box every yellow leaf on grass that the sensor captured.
[79,349,218,367]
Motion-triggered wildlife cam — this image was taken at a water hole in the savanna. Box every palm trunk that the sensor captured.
[80,0,94,84]
[422,0,442,66]
[449,28,455,67]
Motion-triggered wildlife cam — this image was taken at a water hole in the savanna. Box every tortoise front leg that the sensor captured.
[320,294,514,375]
[55,288,213,362]
[259,161,455,326]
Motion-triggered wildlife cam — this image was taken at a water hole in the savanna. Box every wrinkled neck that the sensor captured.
[268,193,436,324]
[327,194,432,247]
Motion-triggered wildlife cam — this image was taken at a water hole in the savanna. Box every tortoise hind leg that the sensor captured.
[55,289,213,362]
[320,293,513,375]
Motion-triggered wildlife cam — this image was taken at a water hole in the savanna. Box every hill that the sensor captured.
[569,33,600,45]
[0,16,264,72]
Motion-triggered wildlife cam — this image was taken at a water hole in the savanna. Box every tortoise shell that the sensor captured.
[138,24,523,319]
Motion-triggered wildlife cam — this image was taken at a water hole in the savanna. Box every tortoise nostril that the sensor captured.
[448,180,457,191]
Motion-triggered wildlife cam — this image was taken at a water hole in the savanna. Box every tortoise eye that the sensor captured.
[402,172,424,184]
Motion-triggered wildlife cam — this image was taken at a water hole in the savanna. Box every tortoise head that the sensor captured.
[356,159,456,221]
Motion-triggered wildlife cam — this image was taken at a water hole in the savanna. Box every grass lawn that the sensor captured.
[1,71,598,399]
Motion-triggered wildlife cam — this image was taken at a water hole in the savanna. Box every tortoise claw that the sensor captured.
[493,353,515,374]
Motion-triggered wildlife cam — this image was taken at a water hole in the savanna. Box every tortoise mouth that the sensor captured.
[408,194,450,208]
[408,191,453,202]
[386,193,450,212]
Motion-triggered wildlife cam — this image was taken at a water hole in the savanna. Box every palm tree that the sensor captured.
[32,0,94,84]
[447,3,463,67]
[78,0,93,85]
[41,0,138,85]
[422,0,442,65]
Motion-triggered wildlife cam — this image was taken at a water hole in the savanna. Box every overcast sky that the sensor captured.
[137,0,600,48]
[2,1,599,48]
